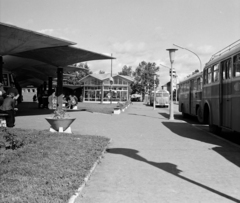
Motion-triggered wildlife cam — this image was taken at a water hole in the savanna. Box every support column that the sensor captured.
[48,77,53,96]
[57,68,63,110]
[0,56,3,83]
[43,81,47,92]
[101,82,104,103]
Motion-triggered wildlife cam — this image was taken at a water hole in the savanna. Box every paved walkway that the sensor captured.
[15,102,240,203]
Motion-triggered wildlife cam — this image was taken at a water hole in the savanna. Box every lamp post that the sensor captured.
[153,75,156,110]
[166,48,178,120]
[173,44,202,71]
[109,76,113,104]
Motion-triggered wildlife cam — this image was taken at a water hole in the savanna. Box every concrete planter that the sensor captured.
[113,108,121,114]
[45,118,76,133]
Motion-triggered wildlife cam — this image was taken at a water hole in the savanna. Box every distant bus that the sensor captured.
[178,71,203,122]
[149,89,169,107]
[200,42,240,134]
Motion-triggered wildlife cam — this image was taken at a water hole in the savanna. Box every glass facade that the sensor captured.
[82,76,131,102]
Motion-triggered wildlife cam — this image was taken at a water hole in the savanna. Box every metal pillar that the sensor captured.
[0,56,3,83]
[57,68,63,110]
[48,77,53,96]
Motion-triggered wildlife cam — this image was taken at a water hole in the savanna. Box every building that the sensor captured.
[79,73,133,103]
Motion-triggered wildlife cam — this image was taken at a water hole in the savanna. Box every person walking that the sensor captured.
[0,83,6,106]
[0,92,17,127]
[7,82,19,105]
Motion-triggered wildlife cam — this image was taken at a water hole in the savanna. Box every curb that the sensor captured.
[68,139,112,203]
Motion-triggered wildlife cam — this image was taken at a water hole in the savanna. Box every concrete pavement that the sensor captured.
[15,102,240,203]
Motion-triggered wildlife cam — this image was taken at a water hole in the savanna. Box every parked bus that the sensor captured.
[149,89,169,107]
[200,41,240,133]
[178,71,203,122]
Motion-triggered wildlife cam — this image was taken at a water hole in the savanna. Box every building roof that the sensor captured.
[79,73,133,83]
[0,22,75,56]
[1,22,115,87]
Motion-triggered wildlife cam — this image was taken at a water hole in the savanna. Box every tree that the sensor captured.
[118,65,132,76]
[74,62,92,80]
[99,70,105,74]
[131,61,159,100]
[64,62,92,85]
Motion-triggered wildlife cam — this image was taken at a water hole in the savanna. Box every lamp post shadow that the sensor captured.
[107,148,240,203]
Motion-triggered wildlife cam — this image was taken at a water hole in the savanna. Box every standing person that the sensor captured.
[7,83,19,105]
[68,94,78,109]
[37,93,43,109]
[0,93,16,127]
[0,83,6,106]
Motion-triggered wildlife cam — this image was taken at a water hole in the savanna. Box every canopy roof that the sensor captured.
[1,22,115,87]
[0,22,75,56]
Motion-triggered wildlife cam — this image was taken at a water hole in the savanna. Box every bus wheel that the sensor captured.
[197,107,204,123]
[209,125,222,135]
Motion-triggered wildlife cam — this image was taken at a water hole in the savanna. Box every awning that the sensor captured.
[3,55,89,86]
[0,22,75,56]
[12,45,114,67]
[1,22,115,87]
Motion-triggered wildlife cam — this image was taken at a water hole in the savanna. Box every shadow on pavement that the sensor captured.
[16,102,87,117]
[107,148,240,203]
[162,122,240,169]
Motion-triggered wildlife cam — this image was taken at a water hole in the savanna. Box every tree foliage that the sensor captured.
[131,61,160,95]
[74,63,92,79]
[99,70,105,74]
[118,65,132,76]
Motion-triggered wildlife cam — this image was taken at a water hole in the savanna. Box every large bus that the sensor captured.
[149,89,169,107]
[200,42,240,133]
[178,71,203,121]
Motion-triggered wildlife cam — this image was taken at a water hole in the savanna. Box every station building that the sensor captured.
[63,73,133,103]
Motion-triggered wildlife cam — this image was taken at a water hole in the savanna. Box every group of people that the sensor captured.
[35,92,78,110]
[0,82,19,128]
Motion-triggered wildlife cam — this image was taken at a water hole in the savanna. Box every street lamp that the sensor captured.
[173,44,202,71]
[153,75,156,110]
[166,48,178,120]
[109,76,113,104]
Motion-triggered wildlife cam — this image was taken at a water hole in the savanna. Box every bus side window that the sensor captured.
[213,64,219,82]
[204,69,208,84]
[233,54,240,77]
[208,67,212,83]
[222,58,231,80]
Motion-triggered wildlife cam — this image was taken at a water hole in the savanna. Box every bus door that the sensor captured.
[189,79,194,115]
[221,59,232,128]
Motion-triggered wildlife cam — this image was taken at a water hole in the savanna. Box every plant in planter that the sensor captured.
[45,109,76,134]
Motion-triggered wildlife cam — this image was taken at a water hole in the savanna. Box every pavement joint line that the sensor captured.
[192,124,240,149]
[67,139,112,203]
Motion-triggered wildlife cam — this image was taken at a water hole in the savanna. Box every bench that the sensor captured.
[0,113,8,127]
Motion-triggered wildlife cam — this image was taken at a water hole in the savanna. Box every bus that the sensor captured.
[200,41,240,133]
[178,71,203,122]
[149,89,169,107]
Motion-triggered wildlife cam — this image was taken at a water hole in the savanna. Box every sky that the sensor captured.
[0,0,239,85]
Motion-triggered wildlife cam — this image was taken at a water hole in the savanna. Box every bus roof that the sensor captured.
[205,43,240,68]
[179,71,202,84]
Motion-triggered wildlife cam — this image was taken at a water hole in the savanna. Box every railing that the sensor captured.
[208,39,240,62]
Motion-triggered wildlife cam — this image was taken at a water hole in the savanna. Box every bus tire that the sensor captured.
[197,106,204,124]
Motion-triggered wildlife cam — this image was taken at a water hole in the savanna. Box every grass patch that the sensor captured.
[77,101,131,114]
[0,128,110,203]
[77,103,117,114]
